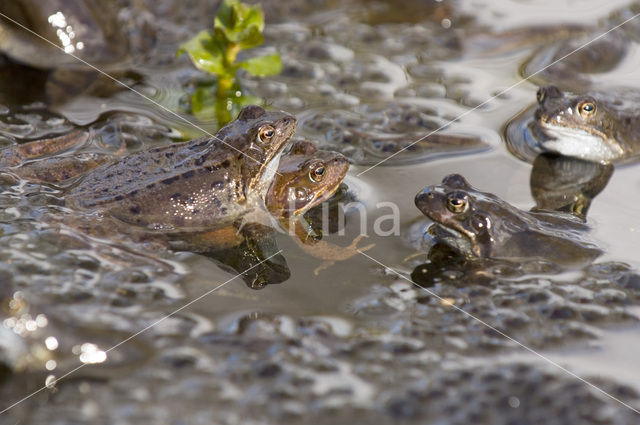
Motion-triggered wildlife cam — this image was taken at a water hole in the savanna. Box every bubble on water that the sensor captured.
[45,336,59,351]
[508,396,520,408]
[36,314,48,328]
[45,375,57,389]
[79,343,107,364]
[3,318,16,329]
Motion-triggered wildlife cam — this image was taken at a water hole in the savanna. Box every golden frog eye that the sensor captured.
[446,192,468,214]
[309,163,326,182]
[258,125,275,143]
[578,100,596,118]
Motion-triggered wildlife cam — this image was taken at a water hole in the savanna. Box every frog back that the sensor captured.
[66,136,251,230]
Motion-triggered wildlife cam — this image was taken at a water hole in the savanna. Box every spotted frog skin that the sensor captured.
[415,174,601,264]
[64,105,296,231]
[535,85,635,162]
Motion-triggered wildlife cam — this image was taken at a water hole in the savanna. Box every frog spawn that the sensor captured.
[5,309,639,425]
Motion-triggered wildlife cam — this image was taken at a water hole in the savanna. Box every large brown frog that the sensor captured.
[414,174,601,264]
[62,105,296,231]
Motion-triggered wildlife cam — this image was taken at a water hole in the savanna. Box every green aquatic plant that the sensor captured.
[178,0,282,125]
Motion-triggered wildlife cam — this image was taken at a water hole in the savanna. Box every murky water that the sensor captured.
[1,0,640,423]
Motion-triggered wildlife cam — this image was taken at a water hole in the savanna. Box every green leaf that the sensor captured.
[214,0,239,30]
[235,26,264,50]
[178,30,226,75]
[215,0,264,45]
[238,53,282,77]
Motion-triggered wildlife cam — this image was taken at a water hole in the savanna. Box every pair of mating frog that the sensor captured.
[1,105,370,275]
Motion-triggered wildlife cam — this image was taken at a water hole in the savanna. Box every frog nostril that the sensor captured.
[421,191,434,199]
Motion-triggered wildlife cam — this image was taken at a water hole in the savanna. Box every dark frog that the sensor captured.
[414,174,601,264]
[535,85,638,162]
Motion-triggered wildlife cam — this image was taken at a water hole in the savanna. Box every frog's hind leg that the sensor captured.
[1,130,90,165]
[15,153,110,183]
[0,130,107,183]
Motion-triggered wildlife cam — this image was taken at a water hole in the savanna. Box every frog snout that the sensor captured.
[414,188,436,210]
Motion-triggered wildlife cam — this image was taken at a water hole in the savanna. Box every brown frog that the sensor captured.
[534,85,636,162]
[62,105,296,231]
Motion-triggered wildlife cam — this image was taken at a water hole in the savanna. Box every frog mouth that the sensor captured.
[427,223,475,256]
[538,123,624,162]
[292,180,342,217]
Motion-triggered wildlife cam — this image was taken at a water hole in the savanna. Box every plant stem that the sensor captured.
[216,42,241,99]
[225,42,241,64]
[216,75,234,98]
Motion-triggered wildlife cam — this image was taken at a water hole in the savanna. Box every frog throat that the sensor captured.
[428,223,477,257]
[540,123,624,162]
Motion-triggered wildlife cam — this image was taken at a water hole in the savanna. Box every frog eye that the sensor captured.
[309,162,326,182]
[536,88,545,104]
[446,191,469,214]
[258,125,275,143]
[578,100,596,118]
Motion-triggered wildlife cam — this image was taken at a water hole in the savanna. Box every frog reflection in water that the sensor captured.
[535,85,640,162]
[529,153,613,220]
[414,174,601,264]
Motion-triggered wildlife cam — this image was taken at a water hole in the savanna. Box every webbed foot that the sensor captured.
[307,234,375,275]
[349,234,375,253]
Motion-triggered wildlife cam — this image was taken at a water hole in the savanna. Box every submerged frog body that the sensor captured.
[414,174,601,264]
[535,85,638,162]
[521,28,628,91]
[65,105,296,230]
